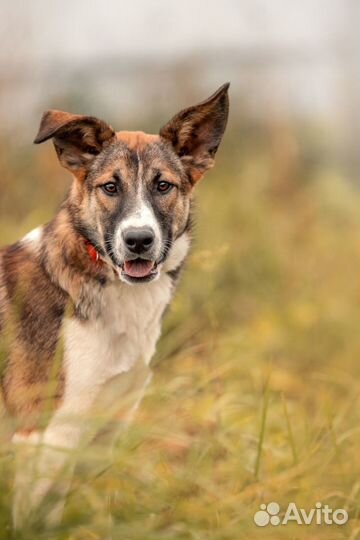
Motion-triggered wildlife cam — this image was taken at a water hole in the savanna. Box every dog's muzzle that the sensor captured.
[119,226,159,282]
[123,227,155,256]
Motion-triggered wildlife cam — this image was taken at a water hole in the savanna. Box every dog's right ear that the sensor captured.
[34,110,115,180]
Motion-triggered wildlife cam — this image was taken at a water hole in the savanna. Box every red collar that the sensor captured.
[84,239,117,278]
[84,239,101,264]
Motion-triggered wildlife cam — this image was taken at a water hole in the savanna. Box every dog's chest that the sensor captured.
[62,275,173,402]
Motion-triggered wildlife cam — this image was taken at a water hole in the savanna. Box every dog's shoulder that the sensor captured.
[0,229,67,325]
[0,230,67,344]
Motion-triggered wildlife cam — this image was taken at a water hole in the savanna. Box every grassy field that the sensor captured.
[0,119,359,539]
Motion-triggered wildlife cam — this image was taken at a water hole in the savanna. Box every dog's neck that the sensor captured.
[40,207,114,320]
[38,201,190,321]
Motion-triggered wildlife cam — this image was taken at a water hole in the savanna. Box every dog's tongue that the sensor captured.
[124,259,154,278]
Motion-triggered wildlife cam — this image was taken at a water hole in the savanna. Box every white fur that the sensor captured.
[13,232,190,528]
[163,232,191,273]
[61,271,172,412]
[119,203,160,236]
[22,226,43,246]
[114,184,162,261]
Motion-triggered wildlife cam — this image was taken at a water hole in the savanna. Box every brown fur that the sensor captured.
[0,242,66,428]
[116,131,160,150]
[0,83,229,435]
[160,83,230,183]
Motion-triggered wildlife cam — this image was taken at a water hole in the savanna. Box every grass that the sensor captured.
[0,120,360,539]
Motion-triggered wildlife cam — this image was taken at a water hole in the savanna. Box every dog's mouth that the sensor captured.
[121,259,158,281]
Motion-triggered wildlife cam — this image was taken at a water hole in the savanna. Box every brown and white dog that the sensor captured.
[0,83,229,529]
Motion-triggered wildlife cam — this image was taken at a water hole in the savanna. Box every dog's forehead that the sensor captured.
[90,130,184,180]
[116,130,160,149]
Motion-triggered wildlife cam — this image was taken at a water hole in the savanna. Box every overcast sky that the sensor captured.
[0,0,358,136]
[0,0,350,67]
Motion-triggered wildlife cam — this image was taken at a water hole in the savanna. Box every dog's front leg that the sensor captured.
[85,359,153,537]
[12,411,90,530]
[12,360,152,532]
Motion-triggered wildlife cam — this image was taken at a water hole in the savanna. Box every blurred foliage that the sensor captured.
[0,113,359,540]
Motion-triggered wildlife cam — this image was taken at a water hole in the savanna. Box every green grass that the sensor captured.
[1,123,360,539]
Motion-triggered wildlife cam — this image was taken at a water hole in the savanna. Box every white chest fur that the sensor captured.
[12,273,175,528]
[61,273,173,415]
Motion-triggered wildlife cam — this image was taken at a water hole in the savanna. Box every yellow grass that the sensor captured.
[0,120,359,539]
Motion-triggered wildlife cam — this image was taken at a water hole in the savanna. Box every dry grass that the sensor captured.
[0,120,359,539]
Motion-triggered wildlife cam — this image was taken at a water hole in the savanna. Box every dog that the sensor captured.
[0,83,229,529]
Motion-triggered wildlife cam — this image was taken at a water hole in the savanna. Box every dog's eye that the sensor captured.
[157,181,174,194]
[102,182,118,195]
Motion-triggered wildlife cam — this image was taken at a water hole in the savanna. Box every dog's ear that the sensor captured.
[34,110,115,180]
[160,83,229,184]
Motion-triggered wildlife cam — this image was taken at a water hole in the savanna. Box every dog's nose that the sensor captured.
[123,228,155,254]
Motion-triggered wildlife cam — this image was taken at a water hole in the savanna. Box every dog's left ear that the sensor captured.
[34,110,115,180]
[160,83,230,184]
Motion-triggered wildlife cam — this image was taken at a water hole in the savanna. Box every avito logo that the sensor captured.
[254,501,348,527]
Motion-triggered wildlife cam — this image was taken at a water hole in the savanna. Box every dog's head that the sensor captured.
[34,84,229,284]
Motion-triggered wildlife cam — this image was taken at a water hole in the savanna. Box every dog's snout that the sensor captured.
[123,227,155,254]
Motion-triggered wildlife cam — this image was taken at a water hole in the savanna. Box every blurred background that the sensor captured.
[0,2,360,539]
